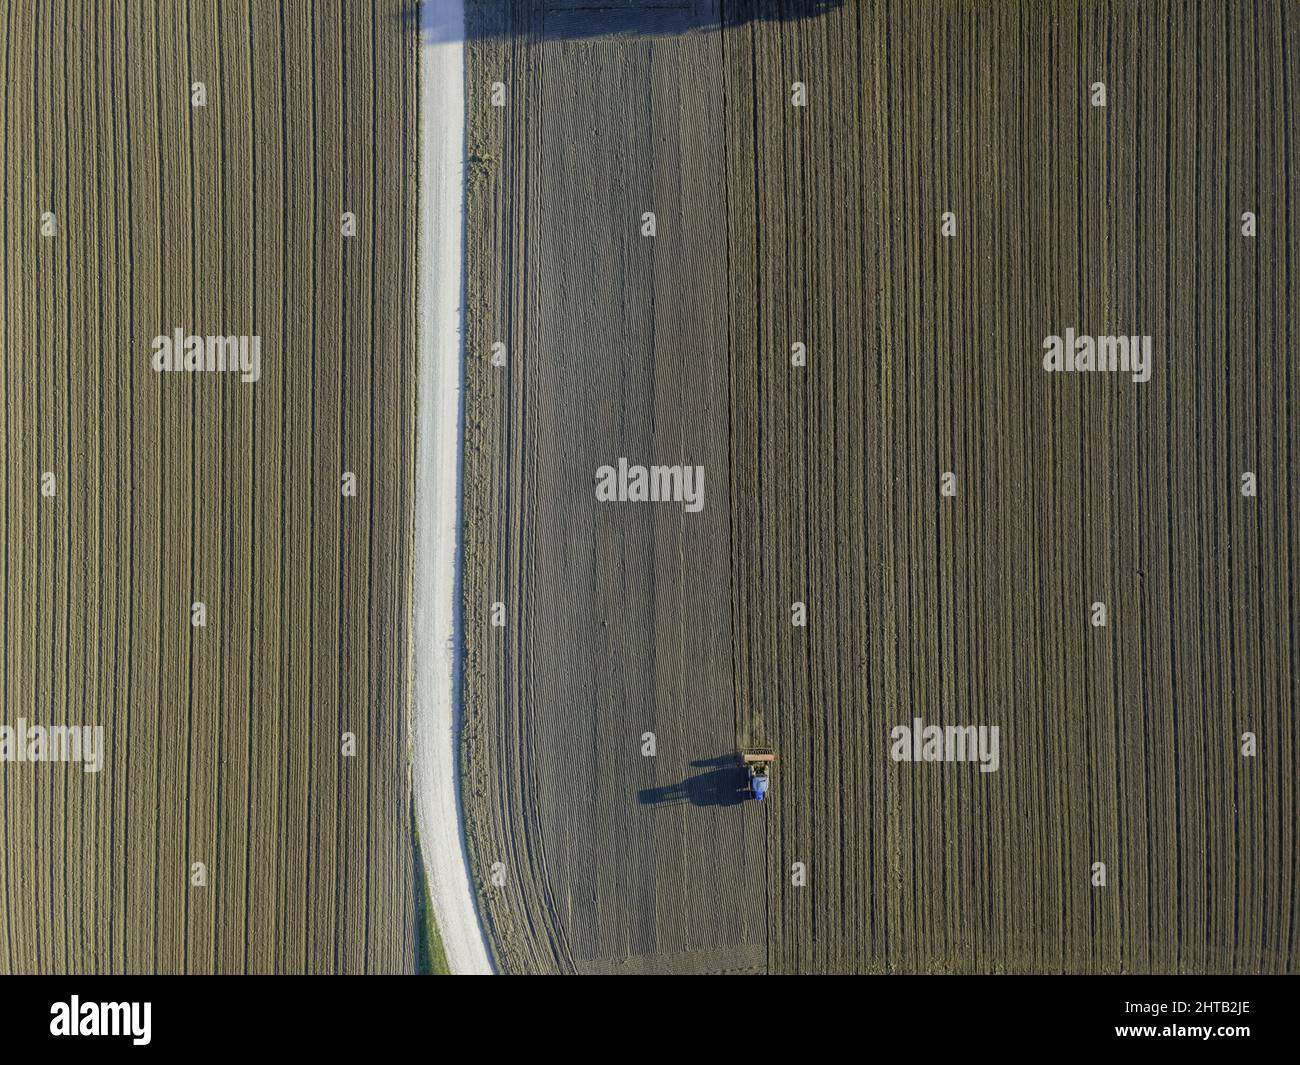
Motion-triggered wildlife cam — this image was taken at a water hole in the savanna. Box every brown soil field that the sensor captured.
[462,0,1300,974]
[461,0,767,976]
[0,0,418,973]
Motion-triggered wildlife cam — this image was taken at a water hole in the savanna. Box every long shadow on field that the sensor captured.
[405,0,845,44]
[638,757,749,808]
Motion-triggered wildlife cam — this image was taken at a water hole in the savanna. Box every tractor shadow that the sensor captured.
[638,756,749,808]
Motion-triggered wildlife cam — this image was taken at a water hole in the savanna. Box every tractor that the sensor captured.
[742,748,775,801]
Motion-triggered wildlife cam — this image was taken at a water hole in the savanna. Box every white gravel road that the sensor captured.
[411,0,493,975]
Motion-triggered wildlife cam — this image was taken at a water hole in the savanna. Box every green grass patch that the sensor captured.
[412,807,451,974]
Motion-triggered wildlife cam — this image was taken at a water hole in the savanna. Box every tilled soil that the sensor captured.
[0,0,418,973]
[463,0,1300,975]
[461,0,767,976]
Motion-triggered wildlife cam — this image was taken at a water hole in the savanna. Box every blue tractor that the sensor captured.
[743,748,775,801]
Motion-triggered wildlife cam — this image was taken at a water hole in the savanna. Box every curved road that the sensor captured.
[411,0,493,976]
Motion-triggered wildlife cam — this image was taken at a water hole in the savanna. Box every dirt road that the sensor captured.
[412,0,494,975]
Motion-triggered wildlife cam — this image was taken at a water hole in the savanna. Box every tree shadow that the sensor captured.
[638,757,749,808]
[404,0,846,45]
